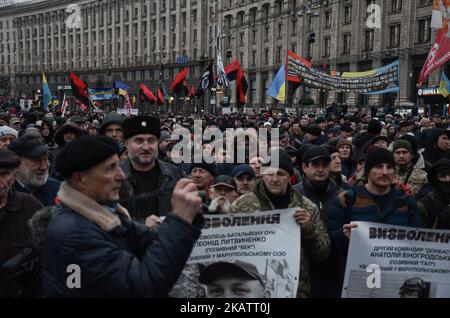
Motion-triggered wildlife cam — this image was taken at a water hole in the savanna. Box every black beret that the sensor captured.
[55,136,120,179]
[306,125,322,137]
[0,149,21,169]
[8,135,49,159]
[191,162,216,177]
[122,116,160,140]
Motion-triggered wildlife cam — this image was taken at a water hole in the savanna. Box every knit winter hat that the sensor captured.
[364,148,395,174]
[393,139,412,154]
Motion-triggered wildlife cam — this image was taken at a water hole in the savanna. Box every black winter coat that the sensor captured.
[42,183,202,297]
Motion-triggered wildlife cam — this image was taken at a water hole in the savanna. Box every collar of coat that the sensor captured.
[58,181,131,232]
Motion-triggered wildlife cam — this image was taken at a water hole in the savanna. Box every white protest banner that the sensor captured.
[343,222,450,298]
[170,209,301,298]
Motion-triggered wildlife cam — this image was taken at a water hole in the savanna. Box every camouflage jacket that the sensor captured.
[394,165,428,197]
[231,179,331,298]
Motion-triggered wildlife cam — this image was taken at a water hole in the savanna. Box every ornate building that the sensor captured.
[0,0,444,110]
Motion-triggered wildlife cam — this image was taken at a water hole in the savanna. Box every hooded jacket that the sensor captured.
[423,128,450,165]
[417,158,450,229]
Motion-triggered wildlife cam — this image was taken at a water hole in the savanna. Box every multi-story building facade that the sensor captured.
[0,0,445,110]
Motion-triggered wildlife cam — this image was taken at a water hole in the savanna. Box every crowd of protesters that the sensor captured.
[0,105,449,298]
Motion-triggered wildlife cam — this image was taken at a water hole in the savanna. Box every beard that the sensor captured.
[208,197,231,214]
[130,150,157,165]
[20,169,49,188]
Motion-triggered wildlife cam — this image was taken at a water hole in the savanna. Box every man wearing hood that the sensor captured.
[417,158,450,229]
[423,129,450,165]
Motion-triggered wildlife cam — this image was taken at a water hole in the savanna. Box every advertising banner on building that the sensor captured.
[286,50,400,94]
[170,209,301,298]
[343,222,450,298]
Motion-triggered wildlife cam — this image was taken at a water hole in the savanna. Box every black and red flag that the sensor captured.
[139,84,157,103]
[69,72,90,106]
[225,60,248,108]
[171,67,190,96]
[196,62,213,98]
[157,88,165,105]
[188,86,196,99]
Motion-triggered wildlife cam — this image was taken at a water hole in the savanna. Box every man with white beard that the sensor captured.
[8,135,61,206]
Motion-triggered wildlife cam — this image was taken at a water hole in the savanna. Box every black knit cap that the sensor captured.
[364,147,395,174]
[191,161,216,177]
[122,116,161,140]
[55,136,120,179]
[263,149,294,176]
[306,125,322,137]
[367,120,382,135]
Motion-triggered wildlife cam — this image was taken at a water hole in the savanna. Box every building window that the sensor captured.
[323,37,331,57]
[364,29,374,51]
[324,11,332,29]
[343,34,351,54]
[418,17,431,44]
[389,24,401,47]
[391,0,402,13]
[344,5,352,24]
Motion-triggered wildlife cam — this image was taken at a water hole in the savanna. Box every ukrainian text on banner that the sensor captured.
[171,210,301,298]
[342,222,450,298]
[286,50,400,94]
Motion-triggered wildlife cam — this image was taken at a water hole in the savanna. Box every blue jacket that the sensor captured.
[42,183,202,297]
[326,185,423,297]
[13,178,60,207]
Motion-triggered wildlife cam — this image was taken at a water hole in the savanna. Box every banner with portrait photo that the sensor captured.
[170,209,301,298]
[286,50,400,94]
[342,222,450,298]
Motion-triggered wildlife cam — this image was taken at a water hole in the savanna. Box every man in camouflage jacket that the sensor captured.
[392,140,428,197]
[231,150,330,298]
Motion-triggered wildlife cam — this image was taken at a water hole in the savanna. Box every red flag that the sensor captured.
[172,68,190,95]
[157,88,165,105]
[225,60,248,108]
[188,85,196,98]
[69,72,90,106]
[140,84,157,103]
[419,28,450,85]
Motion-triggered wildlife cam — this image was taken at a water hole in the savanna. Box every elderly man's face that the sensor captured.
[249,157,262,178]
[0,168,16,197]
[205,275,267,298]
[18,154,50,188]
[262,168,290,195]
[208,184,238,203]
[191,167,214,191]
[0,135,16,149]
[234,173,255,195]
[79,155,125,202]
[105,124,123,142]
[126,134,159,166]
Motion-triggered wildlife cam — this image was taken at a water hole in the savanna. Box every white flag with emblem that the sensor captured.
[216,26,230,88]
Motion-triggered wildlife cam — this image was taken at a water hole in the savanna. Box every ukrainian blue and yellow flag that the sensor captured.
[42,73,52,110]
[267,64,286,103]
[440,70,450,97]
[115,80,129,96]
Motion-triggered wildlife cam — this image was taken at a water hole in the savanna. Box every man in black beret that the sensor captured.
[304,125,327,146]
[0,149,43,267]
[42,135,203,297]
[120,116,183,223]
